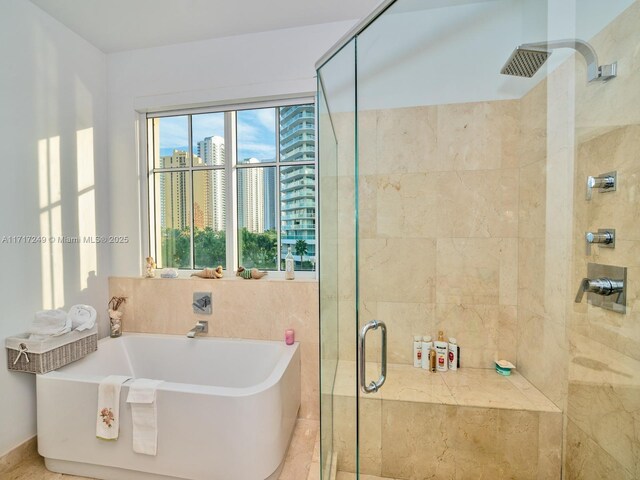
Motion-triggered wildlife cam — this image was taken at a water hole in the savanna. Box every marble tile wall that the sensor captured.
[108,276,319,420]
[332,398,560,480]
[355,100,521,369]
[516,2,640,478]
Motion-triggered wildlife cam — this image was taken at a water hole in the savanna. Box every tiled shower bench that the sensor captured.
[330,362,562,479]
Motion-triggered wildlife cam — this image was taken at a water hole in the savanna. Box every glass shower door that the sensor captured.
[318,38,358,479]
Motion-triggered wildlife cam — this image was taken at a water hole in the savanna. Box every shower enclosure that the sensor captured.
[317,0,639,479]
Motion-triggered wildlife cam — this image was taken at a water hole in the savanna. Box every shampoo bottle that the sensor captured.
[435,330,448,372]
[448,337,458,371]
[421,335,433,369]
[413,336,423,368]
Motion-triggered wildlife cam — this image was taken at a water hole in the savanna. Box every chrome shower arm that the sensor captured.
[522,39,599,81]
[521,39,617,82]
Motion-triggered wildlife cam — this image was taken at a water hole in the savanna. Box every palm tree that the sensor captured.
[294,239,308,269]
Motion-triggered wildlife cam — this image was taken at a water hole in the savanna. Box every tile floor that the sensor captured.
[3,419,320,480]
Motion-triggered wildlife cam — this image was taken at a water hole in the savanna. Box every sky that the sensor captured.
[157,108,276,162]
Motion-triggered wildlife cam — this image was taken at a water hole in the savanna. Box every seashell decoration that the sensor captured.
[190,266,224,279]
[236,266,268,280]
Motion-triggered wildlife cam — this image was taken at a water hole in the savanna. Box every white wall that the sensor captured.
[106,20,354,276]
[0,0,108,456]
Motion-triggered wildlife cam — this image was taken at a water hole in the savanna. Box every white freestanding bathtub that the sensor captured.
[36,333,301,480]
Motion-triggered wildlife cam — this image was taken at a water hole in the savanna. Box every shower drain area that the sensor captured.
[329,362,562,479]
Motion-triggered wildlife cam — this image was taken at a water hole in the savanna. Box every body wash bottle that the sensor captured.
[413,336,422,368]
[435,330,448,372]
[448,337,458,371]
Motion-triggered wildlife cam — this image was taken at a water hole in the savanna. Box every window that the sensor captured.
[147,101,316,274]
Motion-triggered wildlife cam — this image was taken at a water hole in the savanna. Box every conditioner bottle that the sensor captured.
[448,337,458,371]
[413,336,422,368]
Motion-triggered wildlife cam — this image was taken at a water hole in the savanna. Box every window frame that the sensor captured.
[143,96,317,278]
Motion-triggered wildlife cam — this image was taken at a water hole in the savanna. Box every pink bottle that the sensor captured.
[285,329,295,345]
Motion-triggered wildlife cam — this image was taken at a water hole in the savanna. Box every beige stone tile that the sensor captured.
[336,473,398,480]
[375,302,435,365]
[436,100,520,171]
[516,308,568,408]
[331,394,357,474]
[518,160,546,239]
[312,430,320,463]
[306,461,320,480]
[4,455,92,479]
[444,371,536,411]
[435,304,517,368]
[332,395,381,476]
[358,174,379,240]
[300,341,320,420]
[519,81,547,168]
[360,238,436,304]
[565,420,635,480]
[337,299,357,362]
[497,409,539,479]
[507,373,560,413]
[566,354,640,476]
[381,401,456,479]
[436,169,518,239]
[269,281,319,344]
[0,437,38,475]
[517,237,546,317]
[436,238,517,305]
[370,173,439,240]
[372,106,439,175]
[380,364,455,404]
[537,412,562,480]
[278,419,320,480]
[454,407,503,479]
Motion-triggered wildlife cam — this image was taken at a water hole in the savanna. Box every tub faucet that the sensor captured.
[187,320,208,338]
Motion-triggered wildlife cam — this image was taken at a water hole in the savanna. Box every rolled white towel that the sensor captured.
[68,304,97,331]
[27,309,71,337]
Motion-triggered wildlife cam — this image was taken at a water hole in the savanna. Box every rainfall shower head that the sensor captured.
[500,39,617,82]
[501,47,550,78]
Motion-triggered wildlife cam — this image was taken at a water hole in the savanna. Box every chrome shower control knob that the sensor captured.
[586,231,613,244]
[585,229,615,255]
[586,172,616,200]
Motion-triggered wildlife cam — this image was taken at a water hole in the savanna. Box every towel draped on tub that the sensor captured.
[126,378,164,456]
[96,375,131,440]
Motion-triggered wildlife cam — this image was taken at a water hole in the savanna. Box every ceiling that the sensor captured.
[29,0,381,53]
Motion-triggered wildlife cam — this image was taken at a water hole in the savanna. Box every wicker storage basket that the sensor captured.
[6,326,98,374]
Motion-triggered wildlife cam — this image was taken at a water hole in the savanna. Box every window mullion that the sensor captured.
[225,111,237,272]
[188,115,195,269]
[275,107,282,272]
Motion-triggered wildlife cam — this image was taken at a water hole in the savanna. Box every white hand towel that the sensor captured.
[126,378,163,456]
[27,309,71,337]
[68,304,97,331]
[96,375,131,440]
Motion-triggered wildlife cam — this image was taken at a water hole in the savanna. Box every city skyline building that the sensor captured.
[279,105,316,267]
[237,158,265,233]
[196,135,226,231]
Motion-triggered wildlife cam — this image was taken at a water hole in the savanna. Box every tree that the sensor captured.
[295,239,308,269]
[240,228,277,269]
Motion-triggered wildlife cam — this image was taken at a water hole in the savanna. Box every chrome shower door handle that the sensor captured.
[358,320,387,394]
